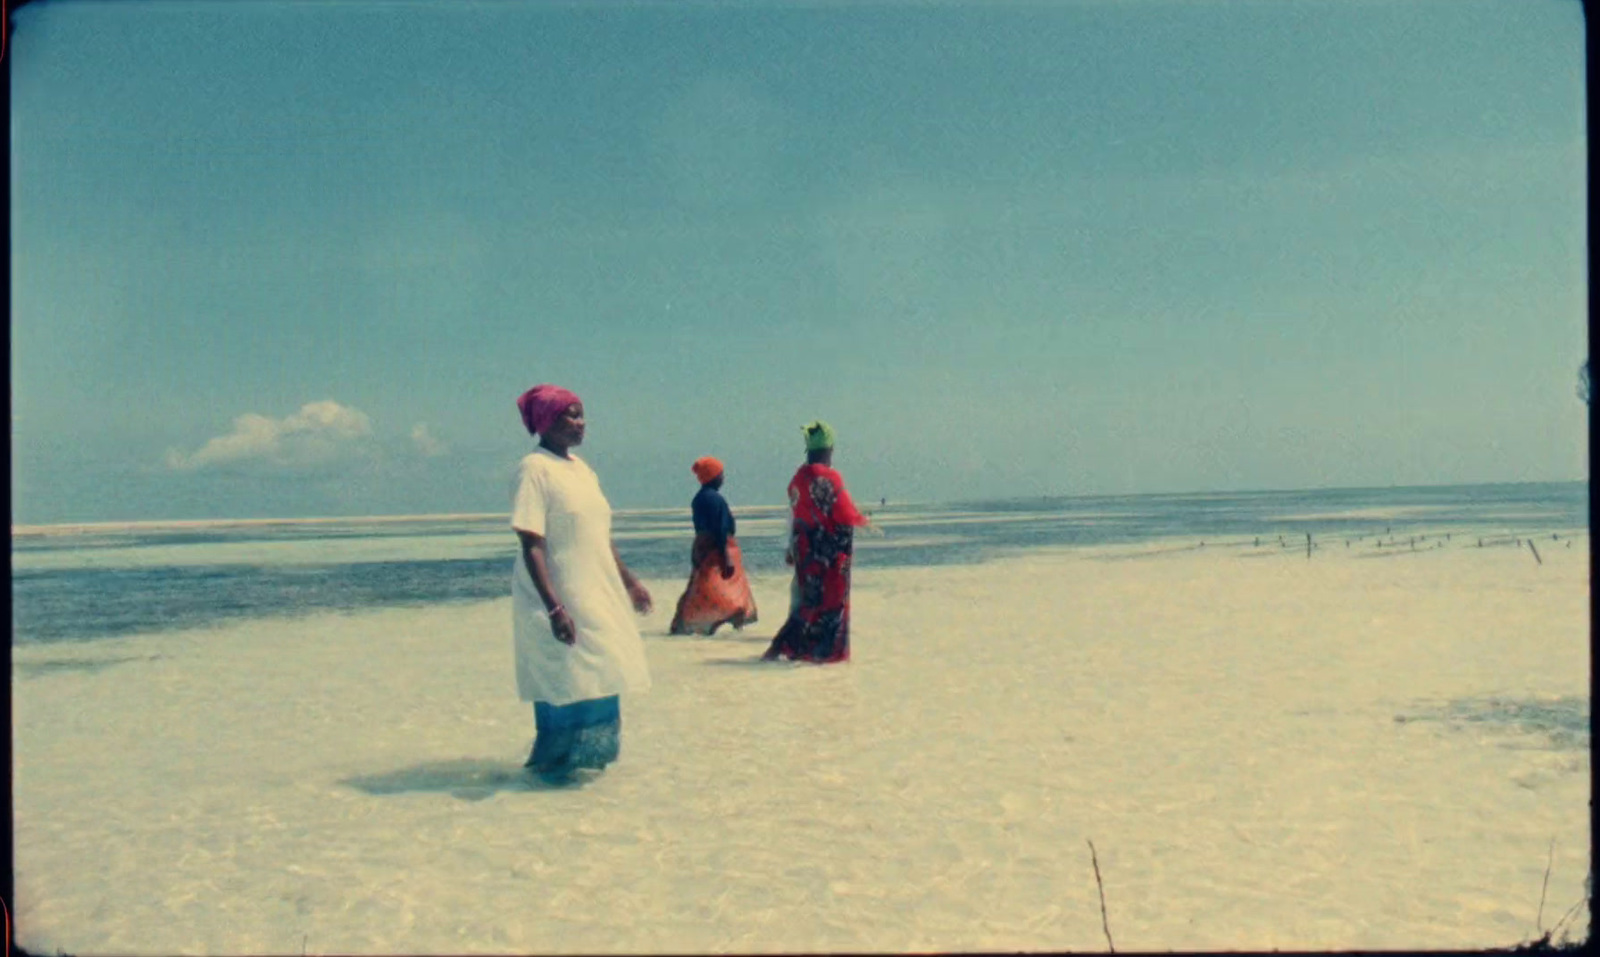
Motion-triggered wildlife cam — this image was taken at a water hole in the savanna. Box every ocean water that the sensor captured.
[10,481,1587,645]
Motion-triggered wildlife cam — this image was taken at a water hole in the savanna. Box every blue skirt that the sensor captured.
[527,695,621,775]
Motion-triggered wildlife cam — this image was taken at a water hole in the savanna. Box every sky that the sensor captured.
[8,0,1589,523]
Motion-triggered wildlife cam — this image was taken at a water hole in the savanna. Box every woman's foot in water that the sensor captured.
[525,751,605,786]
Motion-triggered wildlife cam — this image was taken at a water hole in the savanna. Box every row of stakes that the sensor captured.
[1193,528,1573,563]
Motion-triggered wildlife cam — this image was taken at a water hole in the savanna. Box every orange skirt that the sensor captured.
[669,534,758,635]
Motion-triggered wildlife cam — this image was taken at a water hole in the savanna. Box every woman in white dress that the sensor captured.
[511,384,653,779]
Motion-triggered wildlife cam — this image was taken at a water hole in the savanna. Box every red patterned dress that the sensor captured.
[763,463,870,663]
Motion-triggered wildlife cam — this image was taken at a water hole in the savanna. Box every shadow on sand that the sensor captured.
[1396,694,1590,752]
[16,654,165,678]
[702,655,790,668]
[652,630,769,642]
[341,758,597,801]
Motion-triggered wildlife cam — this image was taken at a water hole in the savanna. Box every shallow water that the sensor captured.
[11,482,1586,644]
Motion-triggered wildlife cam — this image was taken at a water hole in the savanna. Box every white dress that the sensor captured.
[510,449,651,706]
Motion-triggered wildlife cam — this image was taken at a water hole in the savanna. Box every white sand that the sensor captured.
[11,535,1591,954]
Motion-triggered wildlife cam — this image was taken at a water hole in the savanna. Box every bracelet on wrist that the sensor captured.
[547,603,565,617]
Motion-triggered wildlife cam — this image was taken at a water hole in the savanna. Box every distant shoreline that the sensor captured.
[10,513,500,537]
[10,479,1584,538]
[10,506,793,537]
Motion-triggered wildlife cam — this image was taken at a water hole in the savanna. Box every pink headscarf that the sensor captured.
[516,384,582,436]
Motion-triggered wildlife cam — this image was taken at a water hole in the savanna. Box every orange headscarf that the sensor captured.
[691,456,724,484]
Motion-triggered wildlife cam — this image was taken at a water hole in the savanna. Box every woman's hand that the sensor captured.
[519,531,573,644]
[627,581,653,614]
[548,606,577,645]
[611,541,652,614]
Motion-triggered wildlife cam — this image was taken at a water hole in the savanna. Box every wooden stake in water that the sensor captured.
[1306,532,1312,559]
[1536,838,1554,934]
[1087,839,1115,953]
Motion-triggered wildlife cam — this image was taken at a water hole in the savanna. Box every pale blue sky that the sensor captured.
[10,0,1588,523]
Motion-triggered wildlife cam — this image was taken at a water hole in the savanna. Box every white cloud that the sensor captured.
[166,400,373,472]
[410,422,447,457]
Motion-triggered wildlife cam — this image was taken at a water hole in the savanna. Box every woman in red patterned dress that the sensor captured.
[762,421,874,663]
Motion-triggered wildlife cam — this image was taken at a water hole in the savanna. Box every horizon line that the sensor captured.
[9,477,1586,536]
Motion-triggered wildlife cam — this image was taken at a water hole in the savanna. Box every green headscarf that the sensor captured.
[802,420,835,452]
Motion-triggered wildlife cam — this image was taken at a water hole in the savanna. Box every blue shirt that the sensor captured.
[691,485,736,546]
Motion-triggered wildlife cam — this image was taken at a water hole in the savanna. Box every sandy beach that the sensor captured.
[11,532,1590,954]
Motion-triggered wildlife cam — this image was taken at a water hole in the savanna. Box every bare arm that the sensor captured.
[610,541,653,613]
[834,480,882,536]
[517,529,575,644]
